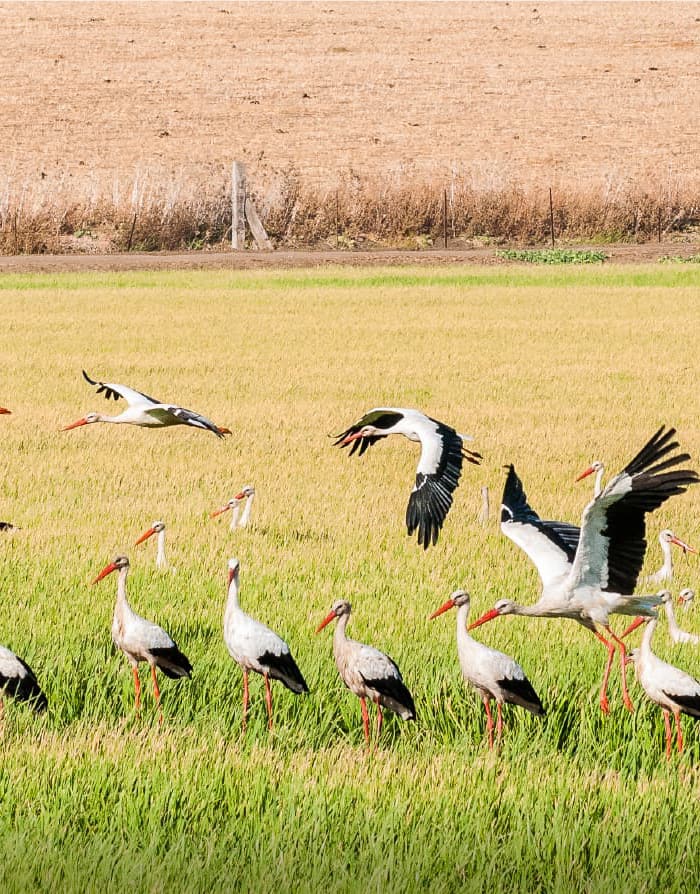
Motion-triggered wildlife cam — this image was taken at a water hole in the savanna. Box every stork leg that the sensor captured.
[375,700,384,742]
[673,711,684,754]
[132,666,142,716]
[482,696,495,750]
[360,697,370,747]
[263,673,273,731]
[496,703,504,744]
[603,625,634,713]
[663,709,673,760]
[242,669,249,733]
[150,665,163,725]
[593,630,616,715]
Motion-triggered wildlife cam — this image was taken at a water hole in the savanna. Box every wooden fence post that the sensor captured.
[480,486,490,525]
[232,161,247,250]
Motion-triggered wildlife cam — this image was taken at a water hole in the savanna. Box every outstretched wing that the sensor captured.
[82,370,162,406]
[406,418,475,549]
[500,464,578,587]
[569,426,699,596]
[333,408,405,457]
[145,405,225,438]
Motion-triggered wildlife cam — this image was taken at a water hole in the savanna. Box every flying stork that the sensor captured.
[333,407,481,549]
[429,590,545,748]
[62,370,231,437]
[469,427,698,714]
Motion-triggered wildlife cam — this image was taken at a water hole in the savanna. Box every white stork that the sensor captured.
[430,590,545,748]
[0,645,47,714]
[628,617,700,759]
[211,486,256,530]
[93,555,192,722]
[223,558,308,732]
[334,407,481,549]
[62,370,231,437]
[135,520,172,571]
[576,459,606,497]
[679,588,695,610]
[658,590,699,645]
[646,529,696,584]
[470,427,698,715]
[316,599,415,746]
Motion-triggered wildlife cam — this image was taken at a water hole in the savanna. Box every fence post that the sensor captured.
[232,161,247,250]
[480,486,490,525]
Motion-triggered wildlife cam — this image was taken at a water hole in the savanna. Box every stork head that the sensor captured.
[62,411,100,431]
[92,554,129,584]
[659,529,696,554]
[679,588,695,607]
[625,648,640,666]
[657,589,672,605]
[467,598,515,629]
[575,460,604,482]
[235,485,255,500]
[227,557,240,585]
[316,599,351,632]
[135,520,165,545]
[429,588,470,619]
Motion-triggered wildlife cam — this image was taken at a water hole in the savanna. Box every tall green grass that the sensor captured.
[1,264,700,891]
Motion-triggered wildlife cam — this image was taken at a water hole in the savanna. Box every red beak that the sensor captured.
[210,504,231,518]
[62,417,88,431]
[92,561,118,584]
[467,608,501,630]
[0,407,11,415]
[669,535,696,555]
[429,598,455,620]
[619,616,647,639]
[135,526,156,546]
[233,491,246,500]
[217,427,232,436]
[316,611,337,633]
[575,465,596,482]
[340,431,363,446]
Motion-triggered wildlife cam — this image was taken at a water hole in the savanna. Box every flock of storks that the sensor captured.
[2,371,700,758]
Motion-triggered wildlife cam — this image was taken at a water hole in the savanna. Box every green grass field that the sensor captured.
[2,264,700,892]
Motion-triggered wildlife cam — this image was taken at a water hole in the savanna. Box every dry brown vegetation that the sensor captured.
[1,2,699,253]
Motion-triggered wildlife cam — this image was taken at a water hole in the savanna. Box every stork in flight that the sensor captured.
[316,599,416,746]
[0,645,47,714]
[135,520,173,572]
[223,558,308,732]
[628,616,700,759]
[430,590,545,748]
[62,370,231,437]
[334,407,481,549]
[93,555,192,722]
[469,427,698,714]
[211,486,256,530]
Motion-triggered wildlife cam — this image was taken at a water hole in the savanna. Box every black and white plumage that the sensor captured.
[658,590,700,645]
[472,427,699,715]
[0,522,18,532]
[223,558,308,732]
[61,370,230,437]
[334,407,481,549]
[316,599,415,745]
[0,645,47,713]
[628,617,700,759]
[93,555,192,722]
[430,590,544,748]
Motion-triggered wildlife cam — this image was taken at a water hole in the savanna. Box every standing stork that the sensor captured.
[0,645,47,714]
[333,407,481,549]
[316,600,415,746]
[135,520,173,572]
[211,486,256,530]
[628,617,700,759]
[223,558,308,732]
[646,529,696,584]
[62,370,231,437]
[430,590,545,748]
[93,555,192,722]
[658,590,700,645]
[470,427,698,714]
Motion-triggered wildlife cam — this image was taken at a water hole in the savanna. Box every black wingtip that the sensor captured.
[82,369,98,386]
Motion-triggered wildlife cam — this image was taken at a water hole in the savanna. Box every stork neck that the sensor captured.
[239,494,254,527]
[224,570,241,617]
[594,467,604,498]
[333,612,350,650]
[229,504,241,531]
[156,530,167,569]
[640,620,657,656]
[663,599,680,636]
[659,539,673,576]
[115,566,130,610]
[455,602,473,648]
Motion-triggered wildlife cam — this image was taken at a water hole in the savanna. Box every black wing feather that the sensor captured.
[333,410,405,456]
[0,658,47,713]
[360,672,416,719]
[258,649,309,694]
[497,675,545,716]
[82,369,162,404]
[663,689,700,718]
[149,645,193,679]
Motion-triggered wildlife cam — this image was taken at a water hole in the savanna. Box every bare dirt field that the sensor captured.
[2,1,699,199]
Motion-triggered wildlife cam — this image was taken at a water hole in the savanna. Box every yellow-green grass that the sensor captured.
[2,264,700,892]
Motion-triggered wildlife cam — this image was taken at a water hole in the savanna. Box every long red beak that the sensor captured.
[92,561,118,584]
[135,527,156,546]
[619,616,647,638]
[233,491,246,500]
[0,407,11,415]
[62,417,88,431]
[467,608,501,630]
[575,465,596,482]
[669,535,696,555]
[429,598,455,620]
[316,611,337,633]
[217,427,232,436]
[340,431,363,446]
[210,505,231,518]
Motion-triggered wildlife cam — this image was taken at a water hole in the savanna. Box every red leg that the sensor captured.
[673,711,684,754]
[264,673,273,731]
[482,696,494,750]
[360,697,370,746]
[150,665,163,725]
[242,669,249,733]
[375,700,383,742]
[496,703,504,743]
[132,665,142,715]
[593,630,616,715]
[603,625,634,713]
[663,709,672,760]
